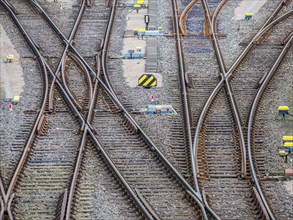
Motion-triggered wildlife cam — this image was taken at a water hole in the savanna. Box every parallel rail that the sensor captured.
[0,1,152,219]
[27,0,208,212]
[247,31,293,220]
[1,0,214,218]
[193,0,291,219]
[0,2,49,219]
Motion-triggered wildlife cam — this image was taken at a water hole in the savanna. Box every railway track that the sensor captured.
[191,0,292,219]
[218,0,285,69]
[247,30,293,220]
[1,0,213,218]
[1,0,291,219]
[91,88,201,219]
[107,0,197,188]
[70,140,143,219]
[0,0,91,218]
[0,1,143,219]
[12,90,81,219]
[0,0,50,194]
[0,75,44,190]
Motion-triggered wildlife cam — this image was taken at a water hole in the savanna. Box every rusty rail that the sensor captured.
[179,0,198,36]
[172,0,213,219]
[200,0,246,178]
[0,1,49,218]
[1,2,156,218]
[194,1,292,179]
[193,1,291,218]
[247,32,293,220]
[23,0,217,215]
[48,0,86,112]
[211,0,228,35]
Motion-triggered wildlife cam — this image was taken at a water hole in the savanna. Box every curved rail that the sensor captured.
[7,0,211,218]
[0,1,49,218]
[193,1,293,179]
[179,0,198,36]
[1,2,156,219]
[211,0,228,35]
[61,52,93,111]
[69,52,93,110]
[226,9,293,79]
[27,0,216,212]
[193,1,292,218]
[60,55,83,110]
[199,0,246,178]
[172,0,216,218]
[247,32,293,220]
[35,0,208,207]
[64,54,102,220]
[48,0,86,112]
[96,0,210,216]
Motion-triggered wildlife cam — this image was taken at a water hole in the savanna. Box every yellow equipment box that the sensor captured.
[284,142,293,147]
[134,4,141,8]
[278,106,289,111]
[283,136,293,142]
[13,96,20,104]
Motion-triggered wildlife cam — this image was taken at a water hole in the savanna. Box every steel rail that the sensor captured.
[44,66,155,220]
[193,0,290,218]
[282,31,293,45]
[55,3,94,215]
[100,0,210,213]
[0,2,155,218]
[225,6,293,79]
[193,1,292,179]
[27,0,208,207]
[260,0,288,31]
[48,0,87,112]
[60,54,83,110]
[69,52,93,110]
[179,0,199,36]
[211,0,228,35]
[172,0,212,219]
[247,32,293,220]
[0,196,4,218]
[0,1,49,218]
[193,1,291,218]
[64,57,151,219]
[0,178,5,217]
[200,0,247,178]
[173,0,197,192]
[64,54,102,220]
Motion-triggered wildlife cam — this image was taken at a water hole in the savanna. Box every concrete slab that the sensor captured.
[234,0,268,20]
[0,24,24,99]
[122,37,146,55]
[126,8,149,31]
[122,0,161,87]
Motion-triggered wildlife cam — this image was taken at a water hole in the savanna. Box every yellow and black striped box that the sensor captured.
[138,74,157,88]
